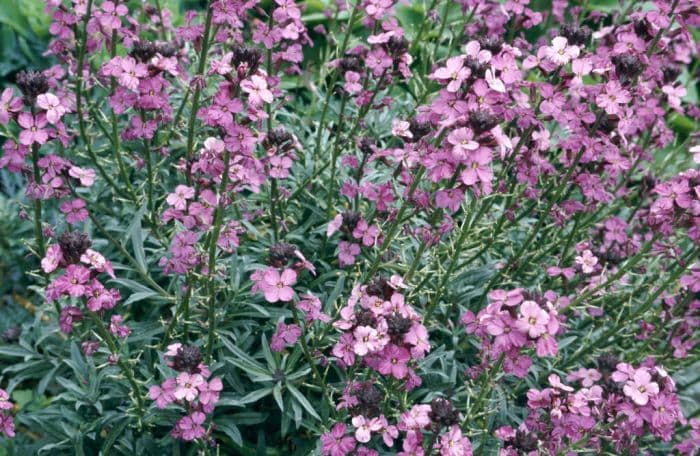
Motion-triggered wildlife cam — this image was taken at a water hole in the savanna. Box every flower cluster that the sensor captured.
[148,344,223,442]
[462,289,564,377]
[332,277,430,386]
[498,356,684,454]
[0,389,15,438]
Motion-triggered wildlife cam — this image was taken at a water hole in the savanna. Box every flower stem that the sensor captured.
[204,149,232,363]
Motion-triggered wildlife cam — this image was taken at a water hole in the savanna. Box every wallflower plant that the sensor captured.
[0,0,699,454]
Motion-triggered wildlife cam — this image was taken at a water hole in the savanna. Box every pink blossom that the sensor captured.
[377,344,411,379]
[320,423,356,456]
[68,166,96,187]
[270,322,302,352]
[241,75,273,105]
[351,415,382,443]
[41,244,63,273]
[36,93,66,124]
[18,112,49,146]
[353,325,381,356]
[166,185,195,210]
[623,368,659,406]
[516,301,550,338]
[174,372,205,402]
[260,267,297,302]
[575,249,598,273]
[545,36,580,66]
[60,198,89,224]
[596,81,631,116]
[175,411,206,441]
[447,127,478,160]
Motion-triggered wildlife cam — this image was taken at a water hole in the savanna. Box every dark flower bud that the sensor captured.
[469,110,499,134]
[387,313,412,343]
[16,70,50,106]
[339,54,364,74]
[1,325,21,343]
[513,430,538,452]
[478,36,503,54]
[267,242,298,267]
[172,345,203,373]
[231,45,263,78]
[264,128,295,151]
[385,36,409,58]
[429,397,460,428]
[633,20,653,41]
[156,41,179,57]
[464,57,486,79]
[366,276,393,300]
[130,41,158,62]
[612,54,643,82]
[58,231,92,265]
[662,65,680,84]
[354,383,383,418]
[560,24,591,46]
[355,309,376,328]
[596,353,620,374]
[358,137,375,156]
[341,210,361,233]
[407,119,431,142]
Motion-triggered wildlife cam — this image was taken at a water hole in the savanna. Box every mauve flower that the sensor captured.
[174,372,205,402]
[545,36,580,66]
[41,244,63,273]
[575,249,598,273]
[623,368,659,406]
[176,411,206,441]
[431,56,470,92]
[260,267,297,303]
[351,415,382,443]
[353,325,382,356]
[516,301,550,338]
[36,93,66,124]
[60,198,89,224]
[270,322,302,352]
[68,166,96,187]
[17,112,49,146]
[166,185,195,210]
[596,81,631,115]
[377,344,411,379]
[320,423,356,456]
[447,127,478,161]
[241,74,273,105]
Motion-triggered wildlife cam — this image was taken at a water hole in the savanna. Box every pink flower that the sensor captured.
[321,423,356,456]
[516,301,549,338]
[68,166,96,187]
[60,198,89,224]
[53,264,91,297]
[176,411,206,441]
[241,75,273,105]
[0,88,22,125]
[99,1,128,30]
[0,389,13,411]
[269,155,292,179]
[596,81,631,116]
[447,127,478,161]
[18,112,49,146]
[41,244,63,273]
[545,36,580,66]
[431,56,470,92]
[36,93,66,124]
[392,119,413,139]
[344,71,362,94]
[351,415,382,443]
[118,57,147,90]
[338,241,361,267]
[575,249,598,273]
[270,322,302,352]
[149,384,174,409]
[80,248,115,278]
[260,267,297,302]
[198,377,223,405]
[174,372,205,402]
[58,306,82,333]
[353,325,381,356]
[623,368,659,406]
[377,344,411,379]
[166,185,195,210]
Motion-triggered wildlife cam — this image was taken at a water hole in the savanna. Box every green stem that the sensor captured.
[204,150,232,362]
[184,1,215,185]
[87,311,145,420]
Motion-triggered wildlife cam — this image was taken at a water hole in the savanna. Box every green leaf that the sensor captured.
[286,384,320,421]
[128,205,148,272]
